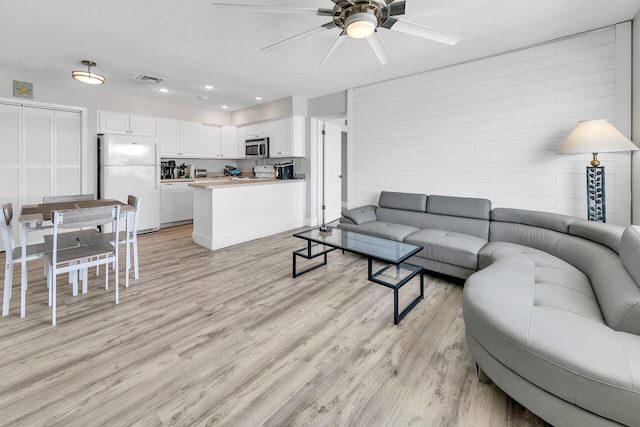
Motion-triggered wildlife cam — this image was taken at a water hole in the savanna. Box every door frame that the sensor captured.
[312,115,346,227]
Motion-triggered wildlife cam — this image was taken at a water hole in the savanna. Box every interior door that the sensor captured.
[322,121,342,224]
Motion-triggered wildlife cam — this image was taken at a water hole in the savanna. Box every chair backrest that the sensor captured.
[0,204,16,260]
[43,194,95,204]
[51,205,121,260]
[52,205,119,230]
[127,195,141,235]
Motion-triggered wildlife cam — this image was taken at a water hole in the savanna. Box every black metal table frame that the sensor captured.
[292,235,424,325]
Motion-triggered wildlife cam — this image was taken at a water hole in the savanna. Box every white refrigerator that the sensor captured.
[98,134,160,232]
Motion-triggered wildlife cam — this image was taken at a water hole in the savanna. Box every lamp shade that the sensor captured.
[557,119,638,154]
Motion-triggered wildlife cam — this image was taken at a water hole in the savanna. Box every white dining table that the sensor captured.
[17,199,136,318]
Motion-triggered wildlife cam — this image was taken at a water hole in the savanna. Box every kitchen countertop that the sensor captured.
[188,177,304,189]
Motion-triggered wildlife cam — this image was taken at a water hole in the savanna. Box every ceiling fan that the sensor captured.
[211,0,462,66]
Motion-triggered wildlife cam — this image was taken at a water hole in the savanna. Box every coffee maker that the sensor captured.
[160,160,176,179]
[275,162,294,180]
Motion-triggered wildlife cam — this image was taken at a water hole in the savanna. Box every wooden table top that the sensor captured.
[19,199,134,223]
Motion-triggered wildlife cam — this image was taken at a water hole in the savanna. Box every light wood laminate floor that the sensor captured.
[0,225,549,426]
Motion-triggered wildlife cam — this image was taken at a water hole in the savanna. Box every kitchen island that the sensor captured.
[189,178,305,250]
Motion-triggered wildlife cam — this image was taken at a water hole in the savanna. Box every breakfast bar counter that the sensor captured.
[189,179,305,250]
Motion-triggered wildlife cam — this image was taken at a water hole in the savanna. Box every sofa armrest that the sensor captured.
[341,205,377,225]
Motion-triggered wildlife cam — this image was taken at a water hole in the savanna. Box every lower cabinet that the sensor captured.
[160,182,193,225]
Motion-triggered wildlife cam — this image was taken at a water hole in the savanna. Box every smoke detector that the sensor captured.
[135,74,164,84]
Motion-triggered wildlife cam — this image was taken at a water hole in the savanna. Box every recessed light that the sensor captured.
[203,85,214,90]
[255,97,262,101]
[159,88,169,93]
[221,105,228,109]
[199,95,209,100]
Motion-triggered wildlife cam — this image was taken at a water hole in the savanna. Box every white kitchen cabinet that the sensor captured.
[245,122,269,139]
[236,126,246,159]
[158,119,201,157]
[221,126,238,158]
[199,125,221,158]
[270,116,305,158]
[158,120,180,156]
[179,122,201,157]
[99,111,156,136]
[199,125,237,159]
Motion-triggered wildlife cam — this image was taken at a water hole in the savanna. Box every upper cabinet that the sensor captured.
[245,123,269,139]
[159,119,201,157]
[236,126,247,159]
[159,121,238,159]
[270,116,305,158]
[99,111,156,136]
[199,125,221,158]
[221,126,239,158]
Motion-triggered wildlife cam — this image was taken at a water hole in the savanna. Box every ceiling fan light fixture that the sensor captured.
[72,60,105,85]
[345,12,377,39]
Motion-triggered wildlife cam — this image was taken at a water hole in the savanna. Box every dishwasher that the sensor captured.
[160,181,194,226]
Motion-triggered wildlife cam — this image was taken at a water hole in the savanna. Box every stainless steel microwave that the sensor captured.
[245,138,269,158]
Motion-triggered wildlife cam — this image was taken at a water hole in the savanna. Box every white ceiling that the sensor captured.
[2,0,640,112]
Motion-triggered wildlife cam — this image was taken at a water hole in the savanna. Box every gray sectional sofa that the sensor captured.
[338,191,640,427]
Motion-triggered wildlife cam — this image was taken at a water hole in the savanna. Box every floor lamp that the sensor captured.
[557,119,638,222]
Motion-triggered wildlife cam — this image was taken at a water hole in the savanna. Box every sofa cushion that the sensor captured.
[378,191,427,212]
[341,205,377,225]
[491,208,579,233]
[427,195,491,220]
[344,221,420,242]
[478,242,601,319]
[404,229,487,270]
[569,220,623,253]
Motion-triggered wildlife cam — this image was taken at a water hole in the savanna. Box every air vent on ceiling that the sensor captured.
[135,74,164,84]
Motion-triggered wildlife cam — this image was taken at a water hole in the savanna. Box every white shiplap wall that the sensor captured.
[349,23,633,226]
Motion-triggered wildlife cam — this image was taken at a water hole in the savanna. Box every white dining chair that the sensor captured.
[46,204,121,326]
[101,195,141,285]
[121,195,141,282]
[43,194,99,290]
[1,203,49,316]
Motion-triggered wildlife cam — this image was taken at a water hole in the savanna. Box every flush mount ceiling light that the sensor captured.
[345,12,377,39]
[203,84,214,90]
[71,60,105,85]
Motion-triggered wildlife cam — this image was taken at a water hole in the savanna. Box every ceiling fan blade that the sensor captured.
[211,3,333,16]
[367,31,391,65]
[319,32,346,67]
[262,22,336,51]
[388,0,406,16]
[382,17,461,45]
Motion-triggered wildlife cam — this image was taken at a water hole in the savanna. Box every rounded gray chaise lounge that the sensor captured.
[339,191,640,426]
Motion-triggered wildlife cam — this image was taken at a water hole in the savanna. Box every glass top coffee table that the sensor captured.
[293,227,424,325]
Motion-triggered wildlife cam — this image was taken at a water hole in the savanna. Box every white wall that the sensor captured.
[307,91,347,119]
[230,95,308,125]
[349,24,633,226]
